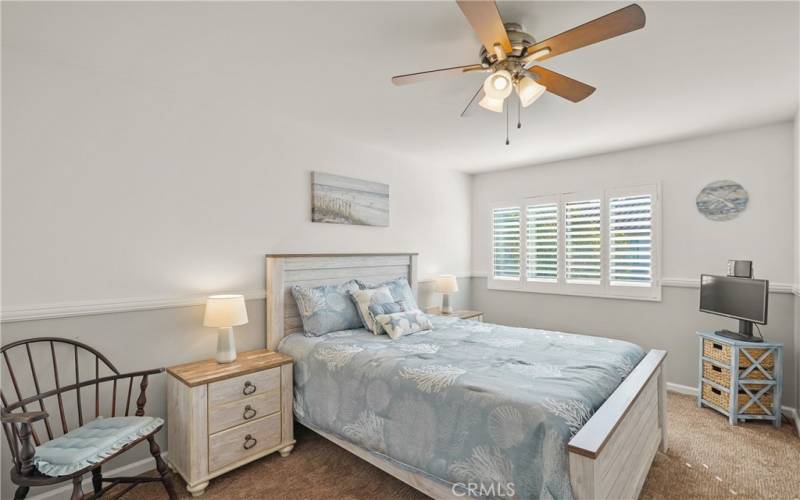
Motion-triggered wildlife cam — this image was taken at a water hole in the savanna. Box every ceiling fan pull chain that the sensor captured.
[505,100,510,145]
[517,95,522,129]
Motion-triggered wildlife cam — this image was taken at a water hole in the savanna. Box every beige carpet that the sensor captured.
[123,393,799,499]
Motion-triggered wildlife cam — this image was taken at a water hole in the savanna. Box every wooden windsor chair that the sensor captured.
[1,337,177,499]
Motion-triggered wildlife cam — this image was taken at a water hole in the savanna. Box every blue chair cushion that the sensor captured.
[33,416,163,477]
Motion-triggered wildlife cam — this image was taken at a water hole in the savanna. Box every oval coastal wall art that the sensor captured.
[695,180,749,221]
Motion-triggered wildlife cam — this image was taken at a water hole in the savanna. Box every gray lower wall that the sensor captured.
[795,294,800,415]
[472,277,797,411]
[0,278,472,499]
[1,278,794,498]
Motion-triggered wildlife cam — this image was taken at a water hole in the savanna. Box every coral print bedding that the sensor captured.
[278,315,645,499]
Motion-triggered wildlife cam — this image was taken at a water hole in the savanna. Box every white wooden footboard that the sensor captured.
[568,350,668,500]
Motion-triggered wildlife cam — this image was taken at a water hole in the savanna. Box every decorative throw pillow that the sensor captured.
[349,286,395,334]
[374,310,433,340]
[367,300,409,318]
[291,280,362,336]
[357,277,420,311]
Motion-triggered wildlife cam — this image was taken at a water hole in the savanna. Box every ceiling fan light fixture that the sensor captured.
[478,95,504,113]
[516,76,547,107]
[525,47,551,61]
[484,70,513,100]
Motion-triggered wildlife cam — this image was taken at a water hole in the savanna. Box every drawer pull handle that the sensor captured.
[712,366,722,373]
[242,381,256,395]
[711,387,721,395]
[243,405,257,420]
[712,343,723,350]
[243,434,257,450]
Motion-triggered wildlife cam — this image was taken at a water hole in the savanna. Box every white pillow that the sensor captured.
[349,286,394,334]
[374,310,433,340]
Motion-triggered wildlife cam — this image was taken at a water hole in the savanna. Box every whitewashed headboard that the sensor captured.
[265,253,418,350]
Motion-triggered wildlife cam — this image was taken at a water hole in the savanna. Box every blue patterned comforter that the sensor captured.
[278,316,645,499]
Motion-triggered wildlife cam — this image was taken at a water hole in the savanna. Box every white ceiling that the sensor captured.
[4,1,799,172]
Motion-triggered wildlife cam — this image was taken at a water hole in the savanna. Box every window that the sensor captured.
[526,202,558,282]
[565,199,601,284]
[609,193,653,287]
[492,206,521,280]
[488,184,660,300]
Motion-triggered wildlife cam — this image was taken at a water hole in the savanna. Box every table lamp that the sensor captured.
[203,294,248,363]
[435,275,459,314]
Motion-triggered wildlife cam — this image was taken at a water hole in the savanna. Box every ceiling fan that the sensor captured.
[392,1,646,120]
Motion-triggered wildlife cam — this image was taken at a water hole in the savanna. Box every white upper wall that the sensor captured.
[1,43,471,310]
[796,111,800,288]
[472,122,797,284]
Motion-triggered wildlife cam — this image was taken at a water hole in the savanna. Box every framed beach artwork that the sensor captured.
[311,171,390,226]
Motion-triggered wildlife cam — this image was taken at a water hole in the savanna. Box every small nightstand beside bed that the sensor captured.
[265,253,667,500]
[166,351,295,496]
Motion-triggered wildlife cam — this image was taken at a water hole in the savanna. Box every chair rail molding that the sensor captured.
[471,273,795,294]
[1,276,469,323]
[0,291,268,323]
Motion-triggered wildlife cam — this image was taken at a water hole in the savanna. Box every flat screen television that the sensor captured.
[699,274,768,342]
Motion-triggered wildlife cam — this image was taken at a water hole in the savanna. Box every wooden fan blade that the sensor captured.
[457,0,513,55]
[460,84,485,117]
[528,66,595,102]
[391,64,485,86]
[522,4,645,64]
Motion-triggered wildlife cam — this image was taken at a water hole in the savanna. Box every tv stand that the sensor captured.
[697,331,782,427]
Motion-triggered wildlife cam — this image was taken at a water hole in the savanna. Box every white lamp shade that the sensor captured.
[483,70,514,100]
[479,95,504,113]
[435,275,459,294]
[516,76,546,107]
[203,295,248,328]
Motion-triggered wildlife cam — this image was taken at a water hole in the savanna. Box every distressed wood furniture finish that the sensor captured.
[265,253,667,500]
[568,349,667,500]
[166,350,293,497]
[427,307,483,322]
[0,337,176,500]
[266,253,418,350]
[696,331,783,427]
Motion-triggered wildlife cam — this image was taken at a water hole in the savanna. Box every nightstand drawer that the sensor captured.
[209,391,280,435]
[208,367,280,407]
[209,413,282,472]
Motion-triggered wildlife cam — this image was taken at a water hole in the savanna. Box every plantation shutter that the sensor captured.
[492,206,521,279]
[526,203,558,282]
[609,194,653,286]
[565,199,602,284]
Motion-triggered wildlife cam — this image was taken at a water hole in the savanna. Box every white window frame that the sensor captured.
[487,183,662,301]
[488,200,524,291]
[524,194,560,294]
[605,184,661,300]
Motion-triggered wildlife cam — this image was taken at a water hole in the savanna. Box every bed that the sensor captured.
[266,253,667,499]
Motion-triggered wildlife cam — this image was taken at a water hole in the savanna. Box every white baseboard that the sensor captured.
[28,452,166,500]
[666,382,698,396]
[667,382,798,431]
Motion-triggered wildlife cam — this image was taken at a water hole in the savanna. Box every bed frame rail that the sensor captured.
[568,349,668,499]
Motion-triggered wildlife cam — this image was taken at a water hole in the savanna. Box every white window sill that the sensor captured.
[486,280,662,302]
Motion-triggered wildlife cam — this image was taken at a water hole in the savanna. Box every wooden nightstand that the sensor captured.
[427,307,483,322]
[166,349,294,496]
